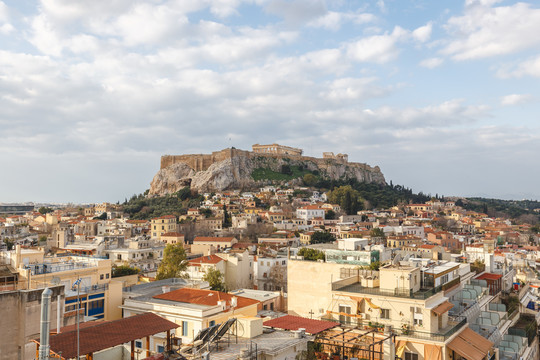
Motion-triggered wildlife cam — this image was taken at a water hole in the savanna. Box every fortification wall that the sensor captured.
[161,148,380,173]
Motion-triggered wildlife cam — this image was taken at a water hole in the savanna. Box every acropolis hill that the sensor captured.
[148,144,386,196]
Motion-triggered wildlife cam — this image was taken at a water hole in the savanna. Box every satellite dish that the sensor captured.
[51,277,61,285]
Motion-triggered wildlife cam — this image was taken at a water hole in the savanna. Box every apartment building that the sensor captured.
[151,215,177,241]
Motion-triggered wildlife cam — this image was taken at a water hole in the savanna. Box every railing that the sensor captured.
[320,316,467,342]
[332,282,446,300]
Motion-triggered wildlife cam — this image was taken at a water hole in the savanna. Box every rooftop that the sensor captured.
[153,288,259,308]
[263,315,339,335]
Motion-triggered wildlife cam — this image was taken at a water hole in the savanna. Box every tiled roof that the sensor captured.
[188,254,224,265]
[193,236,235,243]
[153,288,258,308]
[39,313,178,359]
[161,232,184,237]
[263,315,339,335]
[475,273,503,281]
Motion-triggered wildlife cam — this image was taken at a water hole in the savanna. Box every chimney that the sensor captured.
[38,288,53,360]
[231,296,238,308]
[162,286,171,294]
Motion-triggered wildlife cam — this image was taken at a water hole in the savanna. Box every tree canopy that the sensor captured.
[310,231,336,244]
[156,243,189,280]
[203,267,226,292]
[112,265,139,278]
[298,248,325,261]
[327,185,363,215]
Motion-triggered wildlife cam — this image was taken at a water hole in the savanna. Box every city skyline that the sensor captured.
[1,0,539,203]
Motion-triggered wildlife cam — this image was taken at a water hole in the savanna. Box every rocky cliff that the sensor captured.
[148,148,385,196]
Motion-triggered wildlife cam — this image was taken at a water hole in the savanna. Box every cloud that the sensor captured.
[500,94,532,106]
[496,55,540,78]
[307,11,376,31]
[346,26,408,63]
[412,22,432,43]
[442,1,540,60]
[419,57,443,68]
[264,0,327,26]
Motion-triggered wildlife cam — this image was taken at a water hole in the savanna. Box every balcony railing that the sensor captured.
[332,282,443,300]
[320,316,467,342]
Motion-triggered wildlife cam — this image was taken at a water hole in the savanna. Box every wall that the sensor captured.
[0,285,64,360]
[287,259,358,319]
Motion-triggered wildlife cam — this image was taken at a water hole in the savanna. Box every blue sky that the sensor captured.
[0,0,539,203]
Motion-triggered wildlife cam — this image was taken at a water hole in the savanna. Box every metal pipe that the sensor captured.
[38,287,53,360]
[57,295,61,334]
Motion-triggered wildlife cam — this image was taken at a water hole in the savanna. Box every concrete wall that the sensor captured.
[287,259,358,319]
[0,285,64,360]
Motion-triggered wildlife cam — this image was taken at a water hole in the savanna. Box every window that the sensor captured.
[117,254,122,260]
[282,260,286,265]
[339,305,351,324]
[270,303,274,311]
[182,321,189,337]
[404,352,418,360]
[263,304,268,310]
[157,345,164,353]
[380,308,390,319]
[106,273,109,279]
[100,274,104,280]
[209,320,215,327]
[135,340,142,348]
[414,318,423,326]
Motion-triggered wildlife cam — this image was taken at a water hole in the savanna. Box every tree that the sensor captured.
[370,228,386,239]
[93,212,107,220]
[327,185,363,215]
[112,265,139,277]
[203,267,226,292]
[4,238,14,251]
[38,207,53,215]
[303,173,317,186]
[268,264,287,292]
[38,235,47,244]
[298,248,325,261]
[280,164,292,175]
[156,243,189,280]
[223,205,232,228]
[369,261,381,271]
[325,210,337,220]
[310,231,335,244]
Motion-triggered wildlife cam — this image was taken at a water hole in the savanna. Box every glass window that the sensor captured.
[135,340,142,348]
[182,321,189,337]
[405,352,418,360]
[381,308,390,319]
[157,345,165,353]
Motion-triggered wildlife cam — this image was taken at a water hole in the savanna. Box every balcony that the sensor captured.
[320,315,467,342]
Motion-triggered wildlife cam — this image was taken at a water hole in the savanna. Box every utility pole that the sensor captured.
[72,278,82,359]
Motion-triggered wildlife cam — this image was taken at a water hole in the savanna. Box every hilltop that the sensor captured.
[148,144,386,196]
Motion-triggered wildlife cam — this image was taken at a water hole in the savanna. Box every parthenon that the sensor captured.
[252,143,303,156]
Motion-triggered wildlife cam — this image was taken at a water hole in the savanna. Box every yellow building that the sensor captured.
[151,215,178,240]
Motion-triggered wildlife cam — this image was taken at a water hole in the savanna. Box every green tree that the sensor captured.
[156,243,189,280]
[327,186,363,215]
[4,238,14,251]
[38,207,53,215]
[112,265,140,277]
[370,228,386,239]
[280,164,292,175]
[203,267,226,292]
[298,248,325,261]
[38,235,47,244]
[223,205,232,228]
[369,261,381,271]
[93,212,107,220]
[303,173,317,186]
[325,209,337,220]
[310,231,335,244]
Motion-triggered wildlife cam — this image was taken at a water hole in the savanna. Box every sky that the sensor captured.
[1,0,539,204]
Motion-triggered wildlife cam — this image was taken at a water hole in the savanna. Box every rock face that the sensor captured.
[148,148,386,196]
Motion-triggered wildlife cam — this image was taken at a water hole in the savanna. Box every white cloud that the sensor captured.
[419,57,443,68]
[346,26,408,63]
[497,55,540,78]
[412,22,432,43]
[264,0,327,25]
[500,94,532,106]
[442,2,540,60]
[307,11,376,31]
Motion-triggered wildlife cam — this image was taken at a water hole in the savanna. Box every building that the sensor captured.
[0,285,64,360]
[254,256,287,292]
[122,287,259,344]
[252,143,303,156]
[296,205,325,221]
[151,215,177,241]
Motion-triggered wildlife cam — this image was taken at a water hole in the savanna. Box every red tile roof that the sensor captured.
[475,273,503,281]
[188,254,224,265]
[193,236,235,243]
[263,315,339,335]
[37,313,178,359]
[153,288,258,309]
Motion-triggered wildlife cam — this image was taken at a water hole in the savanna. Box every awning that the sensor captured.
[348,296,365,303]
[447,327,493,360]
[365,298,380,309]
[432,301,454,316]
[395,341,407,358]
